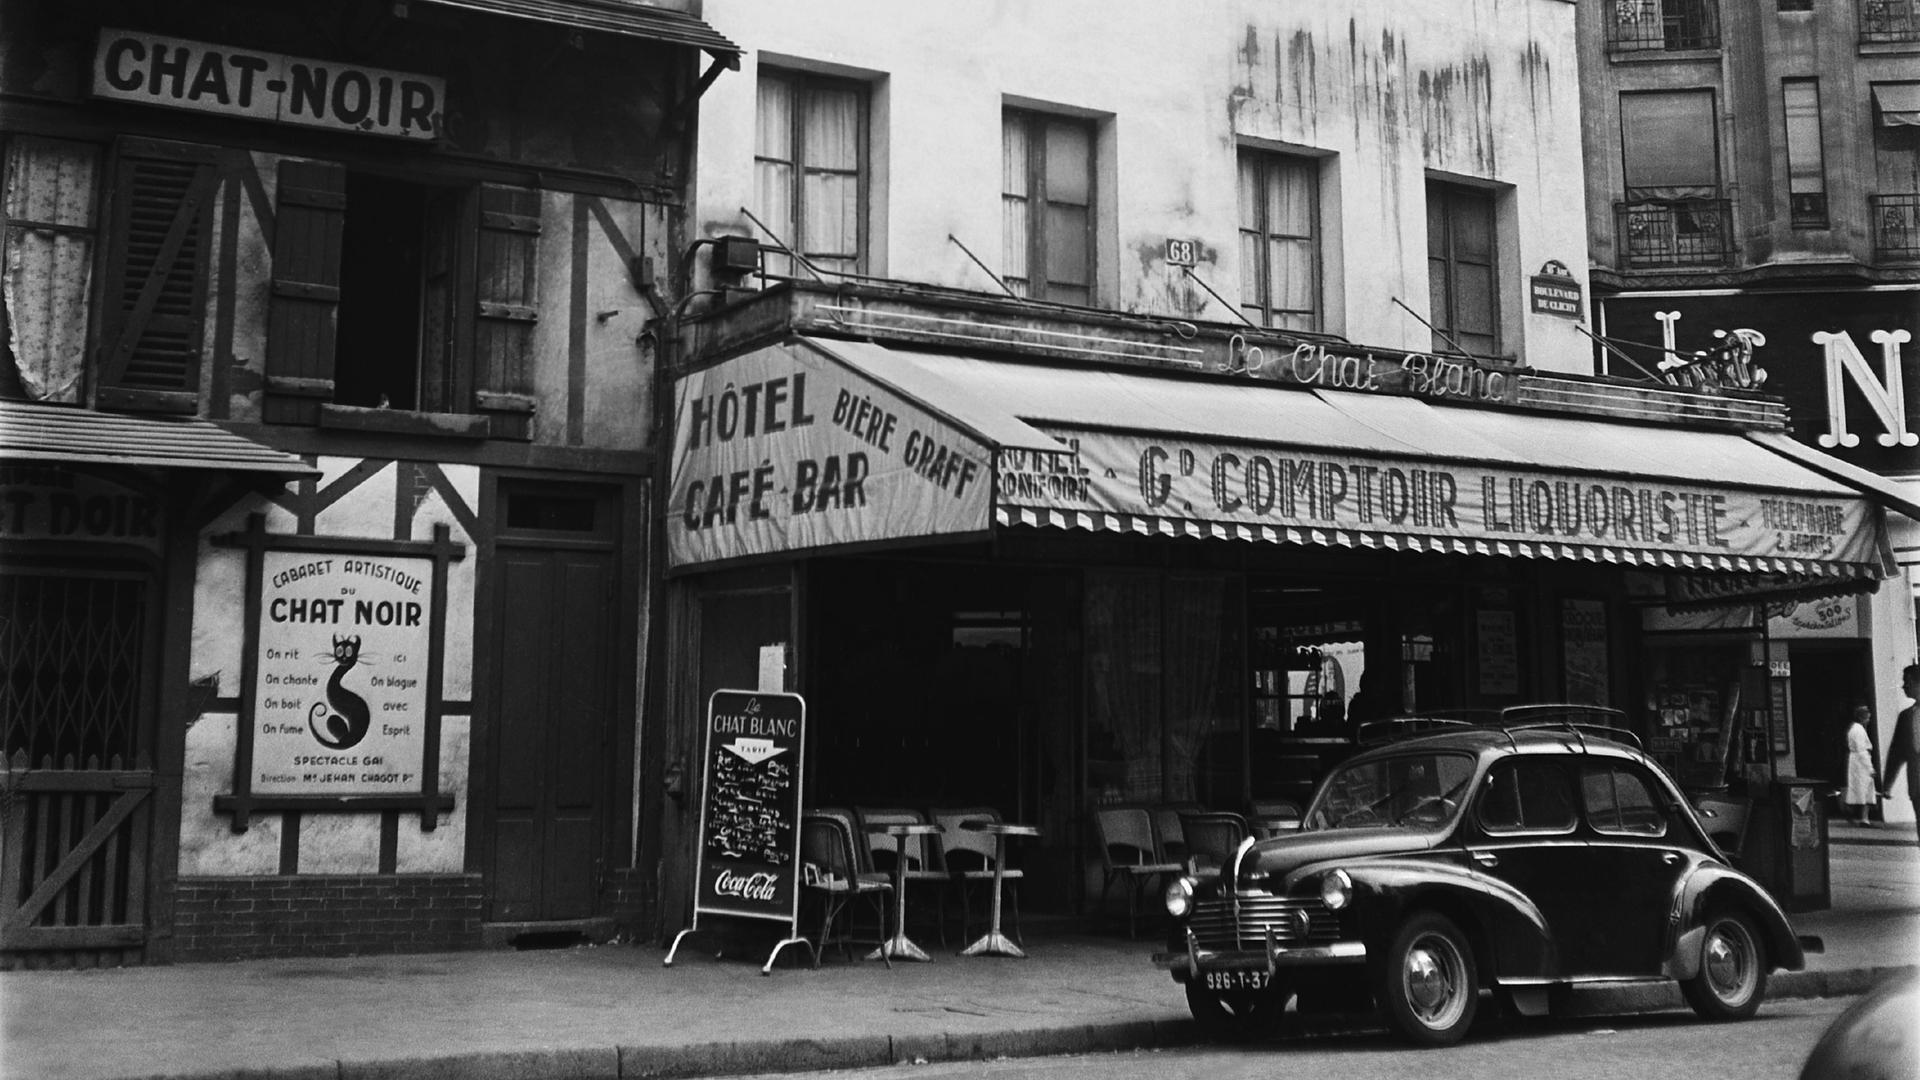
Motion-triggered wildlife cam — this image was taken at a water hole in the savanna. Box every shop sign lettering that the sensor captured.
[0,467,163,551]
[91,29,443,140]
[1814,328,1916,449]
[251,551,433,795]
[1219,334,1514,404]
[1002,426,1878,567]
[668,343,1004,567]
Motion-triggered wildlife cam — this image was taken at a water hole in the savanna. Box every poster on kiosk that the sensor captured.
[665,690,809,973]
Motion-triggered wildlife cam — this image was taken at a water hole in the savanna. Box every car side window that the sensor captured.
[1476,760,1576,834]
[1582,764,1668,837]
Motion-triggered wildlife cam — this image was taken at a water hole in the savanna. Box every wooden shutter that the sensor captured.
[472,182,539,440]
[264,160,345,425]
[95,139,220,413]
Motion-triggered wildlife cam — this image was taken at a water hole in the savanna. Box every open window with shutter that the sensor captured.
[96,138,219,414]
[472,183,539,441]
[261,166,537,439]
[264,160,345,425]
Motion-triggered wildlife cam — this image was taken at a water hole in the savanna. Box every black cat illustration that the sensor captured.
[308,634,372,750]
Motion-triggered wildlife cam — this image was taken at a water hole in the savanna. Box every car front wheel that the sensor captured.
[1377,911,1479,1046]
[1185,978,1288,1039]
[1681,909,1768,1021]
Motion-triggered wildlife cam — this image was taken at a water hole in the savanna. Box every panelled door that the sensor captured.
[486,488,618,923]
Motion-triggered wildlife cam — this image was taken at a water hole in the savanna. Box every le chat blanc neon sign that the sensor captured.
[1645,311,1914,450]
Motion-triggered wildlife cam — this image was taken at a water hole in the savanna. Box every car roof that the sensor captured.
[1342,722,1647,768]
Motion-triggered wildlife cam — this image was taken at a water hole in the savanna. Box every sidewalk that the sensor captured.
[4,844,1916,1080]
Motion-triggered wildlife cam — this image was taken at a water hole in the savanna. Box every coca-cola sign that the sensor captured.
[713,870,779,902]
[692,690,807,924]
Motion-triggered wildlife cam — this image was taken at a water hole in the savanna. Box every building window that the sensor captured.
[1782,79,1828,229]
[1861,0,1920,44]
[1425,182,1498,357]
[754,69,868,279]
[262,161,540,436]
[1616,90,1733,268]
[1,136,101,404]
[1871,83,1920,261]
[1002,110,1094,306]
[1237,151,1320,332]
[1778,0,1812,10]
[1606,0,1721,52]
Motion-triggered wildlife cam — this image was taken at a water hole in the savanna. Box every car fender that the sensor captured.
[1665,863,1806,979]
[1293,857,1557,980]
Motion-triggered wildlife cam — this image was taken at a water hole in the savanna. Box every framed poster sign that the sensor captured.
[213,514,463,830]
[1561,598,1610,707]
[1476,609,1519,696]
[252,550,430,795]
[667,690,810,973]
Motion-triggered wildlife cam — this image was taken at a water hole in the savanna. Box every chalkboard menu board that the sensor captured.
[691,690,806,924]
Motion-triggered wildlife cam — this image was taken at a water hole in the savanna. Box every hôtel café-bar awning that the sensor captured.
[665,336,1905,591]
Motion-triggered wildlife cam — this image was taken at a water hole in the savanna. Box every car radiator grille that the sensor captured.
[1189,895,1347,951]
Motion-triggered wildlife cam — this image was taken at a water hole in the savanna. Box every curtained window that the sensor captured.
[756,70,867,279]
[1237,150,1320,332]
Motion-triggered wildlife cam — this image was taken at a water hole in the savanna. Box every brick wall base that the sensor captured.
[173,875,484,962]
[600,866,656,943]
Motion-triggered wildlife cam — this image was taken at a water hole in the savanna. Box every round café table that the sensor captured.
[958,820,1039,958]
[868,822,944,962]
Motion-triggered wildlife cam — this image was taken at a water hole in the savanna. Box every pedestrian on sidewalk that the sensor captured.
[1843,706,1878,826]
[1879,664,1920,848]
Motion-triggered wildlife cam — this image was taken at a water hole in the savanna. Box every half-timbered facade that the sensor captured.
[0,0,738,966]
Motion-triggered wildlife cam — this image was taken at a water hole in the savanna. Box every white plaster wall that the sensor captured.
[694,0,1592,372]
[1871,578,1916,825]
[180,457,478,877]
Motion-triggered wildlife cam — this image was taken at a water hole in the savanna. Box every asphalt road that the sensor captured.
[728,996,1854,1080]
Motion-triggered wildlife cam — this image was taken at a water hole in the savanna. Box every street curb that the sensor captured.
[76,964,1919,1080]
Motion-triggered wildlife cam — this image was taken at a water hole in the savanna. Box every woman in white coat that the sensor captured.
[1844,705,1879,826]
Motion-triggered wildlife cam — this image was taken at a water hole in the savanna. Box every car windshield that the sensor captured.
[1303,751,1478,831]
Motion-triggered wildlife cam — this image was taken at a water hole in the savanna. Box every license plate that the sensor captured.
[1203,969,1270,991]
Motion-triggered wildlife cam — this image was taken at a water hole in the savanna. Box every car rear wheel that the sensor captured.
[1185,979,1288,1039]
[1377,911,1478,1046]
[1681,909,1767,1021]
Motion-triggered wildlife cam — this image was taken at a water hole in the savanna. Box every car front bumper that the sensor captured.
[1152,926,1368,981]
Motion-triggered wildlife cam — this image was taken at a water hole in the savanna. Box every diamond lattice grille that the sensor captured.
[0,571,148,768]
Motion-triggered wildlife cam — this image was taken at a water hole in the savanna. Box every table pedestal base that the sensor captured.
[959,930,1025,958]
[867,934,932,962]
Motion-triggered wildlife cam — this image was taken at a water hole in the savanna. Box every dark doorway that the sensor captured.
[486,488,618,922]
[1789,644,1873,795]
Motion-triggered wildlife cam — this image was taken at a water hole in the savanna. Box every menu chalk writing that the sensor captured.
[691,690,806,923]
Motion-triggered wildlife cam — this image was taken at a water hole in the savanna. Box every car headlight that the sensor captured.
[1320,868,1352,911]
[1164,875,1195,918]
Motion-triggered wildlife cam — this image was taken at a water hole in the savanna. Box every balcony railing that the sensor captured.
[1873,194,1920,261]
[1862,0,1920,44]
[1606,0,1720,52]
[1615,198,1735,269]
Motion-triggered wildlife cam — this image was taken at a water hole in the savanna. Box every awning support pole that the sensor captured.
[1573,323,1666,383]
[1390,296,1482,363]
[1180,265,1260,330]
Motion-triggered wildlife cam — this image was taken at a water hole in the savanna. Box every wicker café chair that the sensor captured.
[800,812,891,966]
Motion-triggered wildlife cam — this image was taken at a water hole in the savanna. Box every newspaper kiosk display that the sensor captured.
[665,690,808,973]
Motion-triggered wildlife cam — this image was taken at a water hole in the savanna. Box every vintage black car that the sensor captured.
[1152,718,1808,1045]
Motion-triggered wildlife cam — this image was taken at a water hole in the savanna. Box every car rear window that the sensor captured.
[1582,764,1668,837]
[1477,759,1577,833]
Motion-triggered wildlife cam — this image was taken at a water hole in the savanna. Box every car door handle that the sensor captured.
[1472,851,1499,868]
[1662,852,1681,866]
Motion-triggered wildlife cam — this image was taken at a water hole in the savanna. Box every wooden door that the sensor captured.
[487,543,615,922]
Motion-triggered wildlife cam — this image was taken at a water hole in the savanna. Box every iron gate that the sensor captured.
[0,570,157,968]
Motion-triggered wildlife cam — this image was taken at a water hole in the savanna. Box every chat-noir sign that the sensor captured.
[92,29,443,140]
